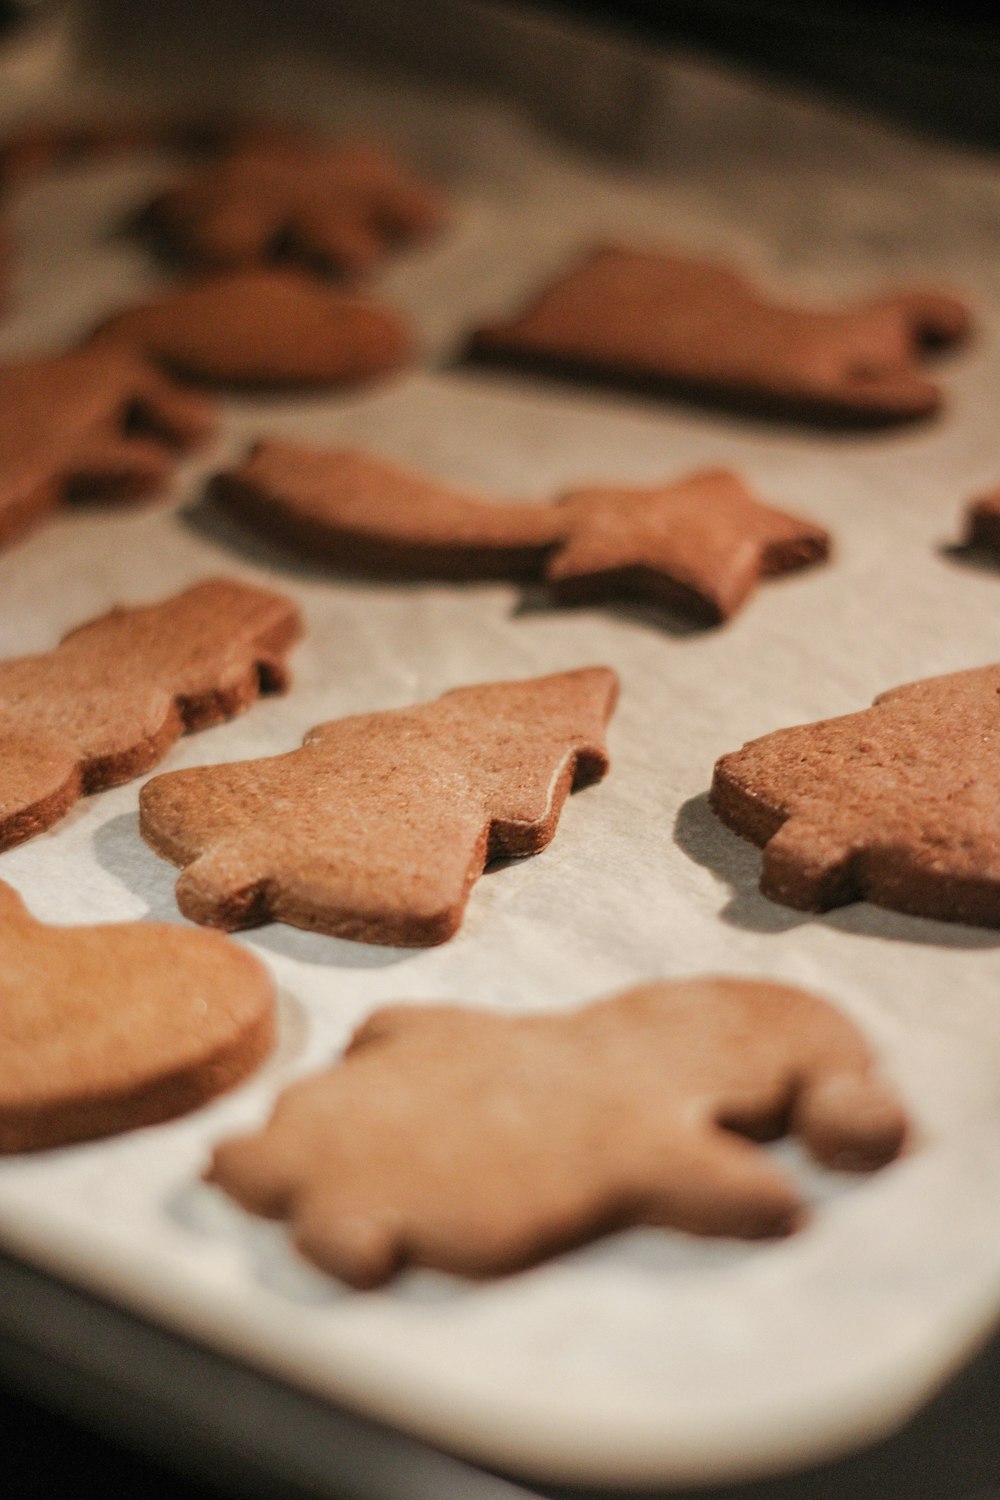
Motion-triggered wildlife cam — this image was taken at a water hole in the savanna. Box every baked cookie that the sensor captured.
[211,442,564,580]
[711,664,1000,924]
[0,345,217,550]
[468,245,970,423]
[212,442,829,622]
[0,880,275,1152]
[0,578,301,852]
[961,484,1000,553]
[144,138,445,277]
[140,667,618,944]
[88,268,412,388]
[208,977,907,1286]
[0,113,301,198]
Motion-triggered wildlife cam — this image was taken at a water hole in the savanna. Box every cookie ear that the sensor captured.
[793,1069,908,1171]
[175,846,270,929]
[760,812,860,911]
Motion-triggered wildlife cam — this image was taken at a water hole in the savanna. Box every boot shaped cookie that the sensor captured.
[212,442,829,622]
[208,978,907,1286]
[140,667,618,945]
[0,881,275,1151]
[0,578,301,852]
[0,345,217,550]
[145,138,445,277]
[468,245,970,423]
[711,664,1000,924]
[89,268,413,388]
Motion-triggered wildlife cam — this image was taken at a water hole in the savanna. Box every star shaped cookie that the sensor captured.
[212,442,829,622]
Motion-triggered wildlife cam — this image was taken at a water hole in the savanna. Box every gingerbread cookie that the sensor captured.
[88,268,412,388]
[208,977,907,1286]
[0,578,301,852]
[140,667,618,944]
[0,881,275,1152]
[711,664,1000,924]
[211,443,829,622]
[0,345,217,550]
[961,485,1000,553]
[0,113,300,198]
[144,138,445,277]
[211,442,564,580]
[468,245,970,423]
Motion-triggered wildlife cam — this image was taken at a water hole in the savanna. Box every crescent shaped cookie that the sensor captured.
[0,881,275,1152]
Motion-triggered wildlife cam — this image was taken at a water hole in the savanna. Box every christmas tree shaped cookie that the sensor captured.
[711,664,1000,924]
[140,667,618,944]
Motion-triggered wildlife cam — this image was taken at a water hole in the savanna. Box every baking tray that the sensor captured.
[4,1,1000,1489]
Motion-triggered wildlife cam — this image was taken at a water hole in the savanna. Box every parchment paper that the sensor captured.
[2,6,1000,1486]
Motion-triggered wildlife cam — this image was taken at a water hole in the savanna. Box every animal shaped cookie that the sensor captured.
[208,978,908,1285]
[140,667,618,944]
[468,245,970,423]
[0,345,217,549]
[212,442,829,622]
[144,138,445,277]
[711,664,1000,924]
[0,578,301,852]
[88,268,412,388]
[0,881,275,1152]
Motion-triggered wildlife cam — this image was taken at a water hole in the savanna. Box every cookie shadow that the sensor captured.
[92,810,192,923]
[180,489,369,583]
[512,584,707,639]
[92,812,415,969]
[939,539,1000,576]
[675,792,1000,949]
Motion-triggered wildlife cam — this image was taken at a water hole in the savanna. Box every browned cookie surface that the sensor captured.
[208,978,907,1286]
[469,245,970,423]
[0,881,275,1152]
[0,578,301,852]
[546,469,829,620]
[89,268,412,388]
[140,667,618,945]
[0,346,217,550]
[212,442,828,620]
[211,442,563,579]
[962,484,1000,553]
[145,139,445,277]
[711,664,1000,924]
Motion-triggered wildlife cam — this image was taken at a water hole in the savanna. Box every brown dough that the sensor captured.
[211,442,830,622]
[0,880,275,1152]
[711,664,1000,924]
[140,667,618,945]
[0,577,301,852]
[144,138,445,277]
[468,245,970,423]
[88,268,413,388]
[0,345,217,550]
[208,978,908,1286]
